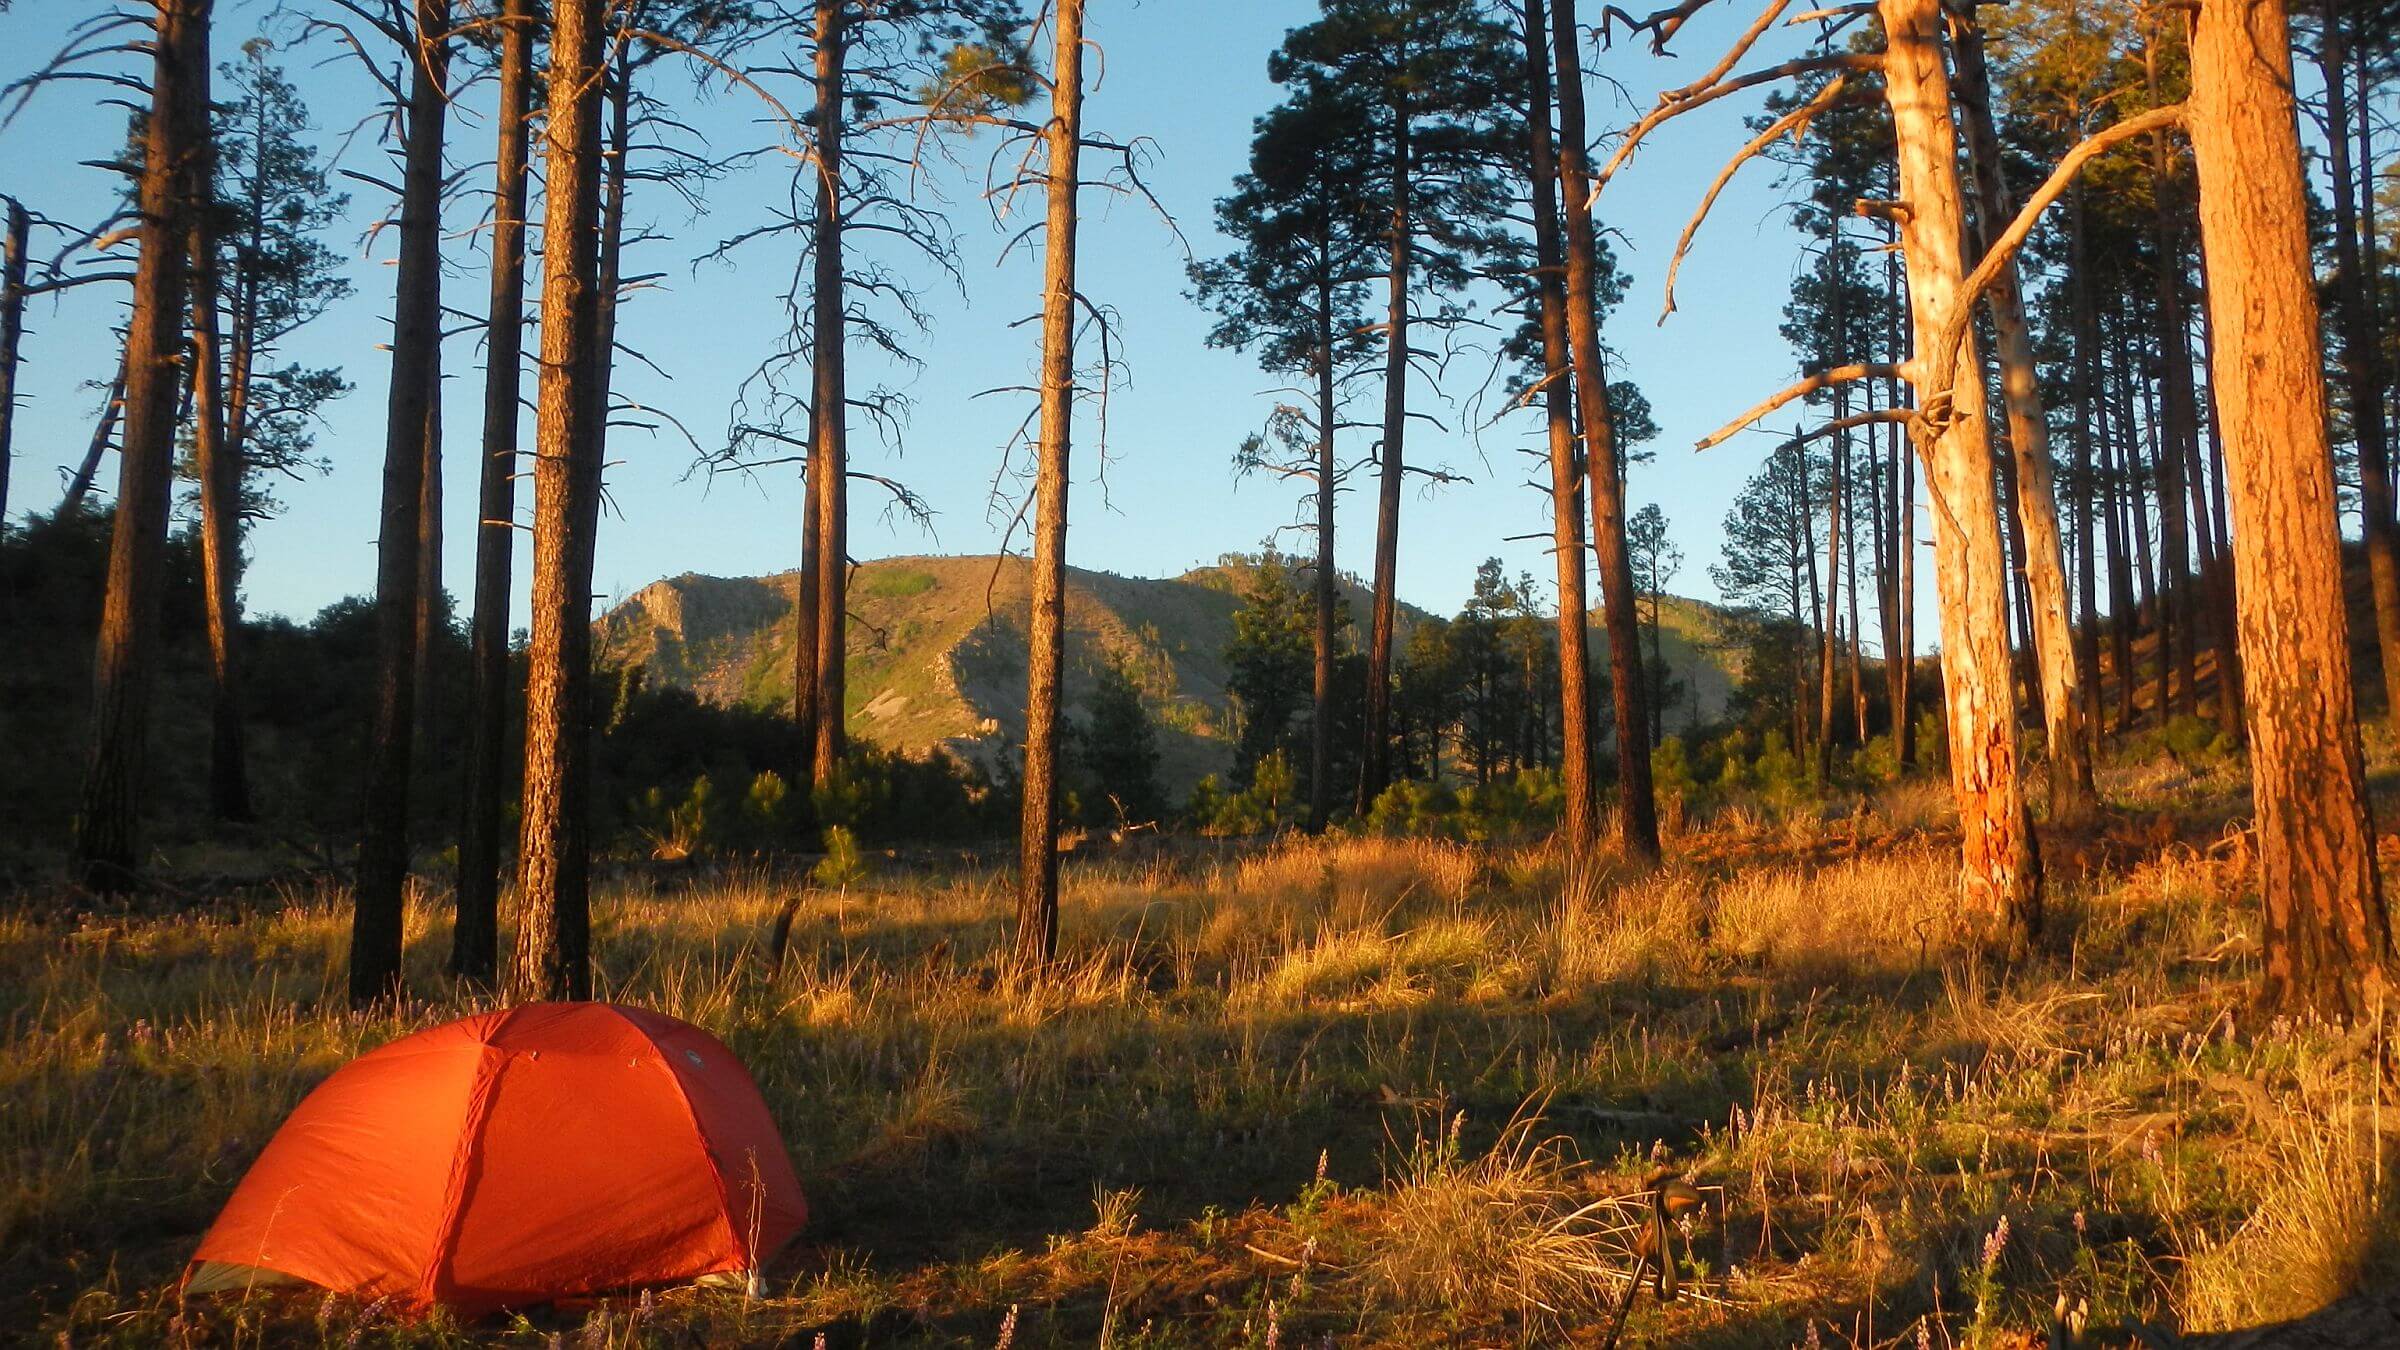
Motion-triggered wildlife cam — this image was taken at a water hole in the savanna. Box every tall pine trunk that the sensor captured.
[1015,0,1084,970]
[2067,184,2106,756]
[1552,0,1657,860]
[1522,0,1596,852]
[1954,13,2094,820]
[1358,108,1410,814]
[187,54,252,826]
[2321,5,2400,720]
[810,0,850,789]
[2187,0,2390,1018]
[1309,274,1338,833]
[0,198,25,527]
[352,0,449,1001]
[76,0,210,891]
[1880,0,2039,954]
[453,0,534,986]
[511,0,609,1002]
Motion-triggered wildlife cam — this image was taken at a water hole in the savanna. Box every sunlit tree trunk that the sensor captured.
[1881,0,2039,953]
[1522,0,1596,851]
[2321,4,2400,720]
[2187,0,2390,1018]
[2067,183,2106,753]
[511,0,609,1002]
[352,0,450,1002]
[810,0,850,789]
[1358,102,1409,815]
[1015,0,1084,970]
[1954,12,2094,820]
[1552,0,1657,860]
[76,0,210,891]
[453,0,534,987]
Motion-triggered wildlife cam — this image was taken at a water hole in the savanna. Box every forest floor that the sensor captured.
[5,746,2399,1347]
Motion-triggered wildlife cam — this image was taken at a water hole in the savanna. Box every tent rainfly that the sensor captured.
[186,1003,807,1317]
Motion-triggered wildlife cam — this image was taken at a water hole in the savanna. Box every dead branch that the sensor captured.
[1594,53,1881,199]
[1663,0,1793,102]
[1916,102,2186,430]
[1776,408,1911,450]
[1697,362,1905,449]
[1596,0,1719,54]
[1659,74,1854,321]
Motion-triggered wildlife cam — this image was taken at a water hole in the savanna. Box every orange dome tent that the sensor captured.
[186,1003,807,1317]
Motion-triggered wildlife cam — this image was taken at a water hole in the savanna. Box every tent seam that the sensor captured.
[415,1014,510,1307]
[603,1005,752,1267]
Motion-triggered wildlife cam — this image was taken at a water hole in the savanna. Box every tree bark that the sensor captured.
[1880,0,2040,954]
[1553,0,1658,861]
[510,0,609,1002]
[809,0,850,790]
[453,0,534,987]
[1522,0,1597,852]
[1015,0,1083,971]
[1308,273,1338,834]
[1953,12,2095,820]
[2321,4,2400,721]
[351,0,449,1003]
[187,55,252,826]
[0,198,25,528]
[1358,97,1410,815]
[75,0,210,890]
[2067,182,2106,754]
[2187,0,2390,1018]
[1819,414,1839,783]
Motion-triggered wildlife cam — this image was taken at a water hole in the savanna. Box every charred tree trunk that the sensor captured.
[1881,0,2039,954]
[510,0,609,1002]
[1954,12,2095,819]
[1522,0,1597,852]
[2187,0,2390,1018]
[1015,0,1084,971]
[2321,5,2400,721]
[351,0,450,1002]
[809,0,850,789]
[452,0,534,987]
[1552,0,1657,860]
[75,0,210,890]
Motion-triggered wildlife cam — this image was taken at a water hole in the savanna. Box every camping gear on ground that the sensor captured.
[186,1003,806,1317]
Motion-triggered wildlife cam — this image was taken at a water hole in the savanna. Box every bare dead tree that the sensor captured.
[1950,3,2093,823]
[1596,0,2036,942]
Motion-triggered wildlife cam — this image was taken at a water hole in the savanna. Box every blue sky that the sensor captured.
[2,0,1865,629]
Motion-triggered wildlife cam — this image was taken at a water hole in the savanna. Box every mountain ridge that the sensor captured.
[596,554,1739,792]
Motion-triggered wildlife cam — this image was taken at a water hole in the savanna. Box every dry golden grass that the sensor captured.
[3,771,2395,1345]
